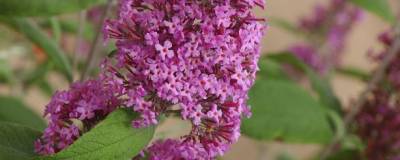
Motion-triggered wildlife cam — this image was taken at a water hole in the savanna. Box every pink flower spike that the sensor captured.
[38,0,266,158]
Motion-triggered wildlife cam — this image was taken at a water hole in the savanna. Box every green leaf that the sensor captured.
[266,53,343,115]
[276,152,296,160]
[0,96,46,130]
[242,80,334,144]
[0,18,73,82]
[21,61,55,96]
[23,61,53,87]
[38,80,55,97]
[0,122,42,160]
[336,67,370,82]
[40,108,155,160]
[325,149,361,160]
[0,0,107,17]
[307,69,343,115]
[49,18,61,43]
[350,0,395,23]
[327,110,346,141]
[322,134,364,160]
[269,17,306,38]
[107,50,118,58]
[341,134,365,152]
[40,20,95,40]
[257,59,290,81]
[0,59,14,84]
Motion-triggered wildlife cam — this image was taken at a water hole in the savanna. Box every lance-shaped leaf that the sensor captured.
[242,80,334,144]
[0,0,107,17]
[40,108,155,160]
[0,18,73,81]
[0,59,14,84]
[350,0,395,23]
[269,17,307,38]
[0,96,46,130]
[40,20,95,40]
[267,53,343,115]
[0,122,42,160]
[336,67,370,82]
[257,59,290,81]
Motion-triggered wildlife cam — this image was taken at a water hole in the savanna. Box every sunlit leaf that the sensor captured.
[267,53,343,115]
[269,17,306,38]
[350,0,395,23]
[40,20,95,40]
[39,108,155,160]
[0,122,42,160]
[0,96,46,130]
[336,67,370,82]
[257,59,290,81]
[242,80,334,144]
[0,59,14,84]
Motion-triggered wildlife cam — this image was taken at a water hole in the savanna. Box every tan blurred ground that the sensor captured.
[2,0,399,159]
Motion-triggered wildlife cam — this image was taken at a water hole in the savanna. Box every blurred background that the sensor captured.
[0,0,398,159]
[224,0,397,159]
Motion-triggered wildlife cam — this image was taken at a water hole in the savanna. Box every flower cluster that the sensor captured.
[35,77,122,154]
[36,0,266,159]
[138,139,210,159]
[289,0,361,73]
[103,0,265,158]
[355,31,400,160]
[373,31,400,89]
[356,89,400,160]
